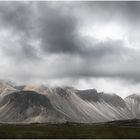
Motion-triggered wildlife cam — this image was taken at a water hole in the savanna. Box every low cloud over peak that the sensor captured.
[0,2,140,97]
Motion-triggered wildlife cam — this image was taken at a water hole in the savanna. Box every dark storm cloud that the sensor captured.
[0,1,83,61]
[1,1,140,85]
[36,4,81,54]
[0,1,139,57]
[0,2,33,35]
[0,2,40,62]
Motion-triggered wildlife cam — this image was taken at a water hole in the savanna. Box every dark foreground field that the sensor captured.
[0,119,140,139]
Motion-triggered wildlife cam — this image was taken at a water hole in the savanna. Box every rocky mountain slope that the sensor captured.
[0,81,139,123]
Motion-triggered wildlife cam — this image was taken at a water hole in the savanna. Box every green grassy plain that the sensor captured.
[0,120,140,139]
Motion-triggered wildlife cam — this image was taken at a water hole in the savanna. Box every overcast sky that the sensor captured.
[1,1,140,97]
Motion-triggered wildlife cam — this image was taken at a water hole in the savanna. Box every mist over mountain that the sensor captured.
[0,80,139,123]
[1,1,140,99]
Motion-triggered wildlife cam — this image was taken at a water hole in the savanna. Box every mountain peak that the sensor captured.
[125,94,140,101]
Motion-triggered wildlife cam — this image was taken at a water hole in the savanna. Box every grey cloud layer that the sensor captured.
[0,2,140,83]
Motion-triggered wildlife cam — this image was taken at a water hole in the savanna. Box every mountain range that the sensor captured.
[0,80,139,123]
